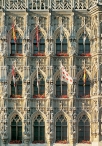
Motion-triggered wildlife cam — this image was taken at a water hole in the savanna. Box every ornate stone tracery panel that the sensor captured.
[5,0,26,10]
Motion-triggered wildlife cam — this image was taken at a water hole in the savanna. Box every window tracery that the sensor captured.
[33,30,45,55]
[78,71,90,98]
[56,115,67,142]
[33,73,45,96]
[11,115,22,141]
[11,73,22,97]
[56,32,67,55]
[56,76,67,97]
[33,115,45,142]
[10,31,22,56]
[78,115,90,143]
[78,33,90,55]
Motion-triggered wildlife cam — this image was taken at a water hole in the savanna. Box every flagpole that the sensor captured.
[60,25,63,53]
[84,60,85,97]
[61,41,62,53]
[60,61,62,96]
[37,61,39,94]
[83,17,86,54]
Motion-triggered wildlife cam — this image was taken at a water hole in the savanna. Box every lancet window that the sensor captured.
[78,73,90,98]
[33,115,45,142]
[11,32,22,56]
[78,115,90,143]
[56,77,67,98]
[56,115,67,142]
[56,34,67,55]
[11,73,22,97]
[33,30,45,55]
[11,115,22,141]
[78,34,90,55]
[33,73,45,97]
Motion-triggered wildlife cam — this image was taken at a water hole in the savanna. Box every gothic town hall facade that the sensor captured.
[0,0,102,146]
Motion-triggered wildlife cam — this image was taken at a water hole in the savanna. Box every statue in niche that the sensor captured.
[93,82,97,94]
[25,83,30,95]
[2,84,8,97]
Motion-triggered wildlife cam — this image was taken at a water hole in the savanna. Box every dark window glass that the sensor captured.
[11,115,22,141]
[56,79,67,97]
[56,38,67,54]
[17,80,22,95]
[11,81,15,95]
[78,79,90,97]
[33,79,45,95]
[56,115,67,141]
[33,115,45,142]
[33,39,45,54]
[11,74,22,96]
[78,35,90,54]
[78,115,90,143]
[11,39,22,54]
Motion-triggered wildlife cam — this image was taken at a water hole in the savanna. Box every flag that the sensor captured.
[12,24,16,43]
[36,26,40,48]
[60,25,63,42]
[83,68,86,86]
[60,64,73,85]
[12,65,16,87]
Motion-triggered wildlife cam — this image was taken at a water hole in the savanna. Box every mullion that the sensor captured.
[16,123,18,140]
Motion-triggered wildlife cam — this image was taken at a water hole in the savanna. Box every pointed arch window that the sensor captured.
[56,115,67,142]
[11,32,22,56]
[56,78,67,97]
[11,115,22,141]
[78,34,90,55]
[33,73,45,97]
[78,77,90,98]
[56,36,67,55]
[33,32,45,56]
[33,115,45,143]
[11,73,22,98]
[78,115,90,143]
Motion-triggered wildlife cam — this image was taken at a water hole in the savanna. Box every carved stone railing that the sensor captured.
[6,57,24,66]
[76,56,91,72]
[8,98,25,108]
[53,98,71,112]
[0,0,99,11]
[28,0,49,10]
[5,0,26,10]
[74,98,92,111]
[30,98,47,113]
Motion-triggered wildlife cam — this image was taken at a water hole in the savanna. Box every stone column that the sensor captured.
[23,134,30,146]
[1,135,8,146]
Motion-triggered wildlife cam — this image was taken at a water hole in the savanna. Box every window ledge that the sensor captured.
[10,95,22,98]
[56,53,68,56]
[79,95,90,98]
[56,95,68,98]
[55,140,68,144]
[33,52,45,56]
[33,94,45,98]
[9,140,22,144]
[10,53,23,56]
[79,53,91,56]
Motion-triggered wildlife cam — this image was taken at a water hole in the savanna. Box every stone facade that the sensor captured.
[0,0,102,146]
